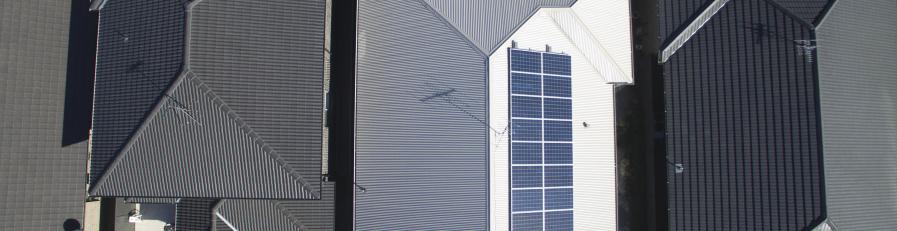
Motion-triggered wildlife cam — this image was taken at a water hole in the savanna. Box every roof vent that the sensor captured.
[511,40,518,48]
[545,45,552,53]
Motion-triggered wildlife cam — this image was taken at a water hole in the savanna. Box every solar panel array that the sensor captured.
[509,49,573,231]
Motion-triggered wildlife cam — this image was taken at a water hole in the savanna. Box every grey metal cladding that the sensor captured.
[0,0,87,229]
[771,0,831,25]
[664,0,824,230]
[660,0,713,42]
[816,1,897,230]
[92,73,315,199]
[215,182,335,231]
[90,0,186,185]
[190,0,325,193]
[423,0,576,54]
[356,0,488,229]
[175,199,217,231]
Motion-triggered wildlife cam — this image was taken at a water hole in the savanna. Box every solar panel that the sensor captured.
[509,48,573,230]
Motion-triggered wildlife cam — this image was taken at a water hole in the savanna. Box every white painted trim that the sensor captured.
[215,212,239,231]
[659,0,731,63]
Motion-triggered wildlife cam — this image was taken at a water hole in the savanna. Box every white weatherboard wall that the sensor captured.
[489,7,621,230]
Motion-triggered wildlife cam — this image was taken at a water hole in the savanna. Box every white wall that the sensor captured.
[489,8,619,231]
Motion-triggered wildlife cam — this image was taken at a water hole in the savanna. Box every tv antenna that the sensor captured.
[163,94,202,126]
[419,83,510,141]
[794,39,817,63]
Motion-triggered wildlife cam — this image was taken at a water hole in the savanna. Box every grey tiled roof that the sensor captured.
[0,0,88,230]
[91,73,317,198]
[89,0,326,199]
[90,0,187,185]
[663,0,825,230]
[189,0,326,194]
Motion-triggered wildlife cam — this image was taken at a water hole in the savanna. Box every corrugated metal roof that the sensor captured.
[816,1,897,230]
[423,0,576,54]
[0,0,89,229]
[663,0,825,230]
[91,73,316,199]
[90,0,187,186]
[355,0,490,229]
